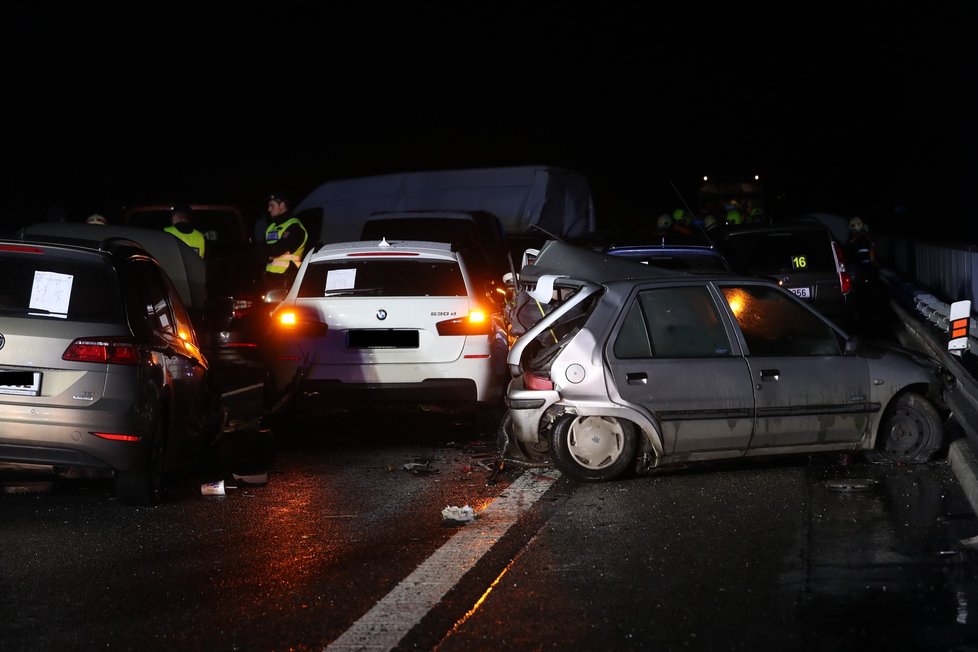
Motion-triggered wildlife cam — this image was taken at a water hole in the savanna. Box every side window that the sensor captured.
[613,301,652,358]
[721,285,841,356]
[127,260,177,336]
[614,286,731,358]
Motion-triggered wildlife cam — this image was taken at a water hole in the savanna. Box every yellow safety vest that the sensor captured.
[265,218,308,274]
[164,226,206,258]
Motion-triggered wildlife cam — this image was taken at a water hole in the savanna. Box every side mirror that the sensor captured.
[844,335,861,354]
[263,288,288,304]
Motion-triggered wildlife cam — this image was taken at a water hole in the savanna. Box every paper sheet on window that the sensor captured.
[326,268,356,292]
[30,271,73,315]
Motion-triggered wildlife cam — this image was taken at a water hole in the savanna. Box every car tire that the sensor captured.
[115,411,167,505]
[549,415,636,481]
[867,392,943,464]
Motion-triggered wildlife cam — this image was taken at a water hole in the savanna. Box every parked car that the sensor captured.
[0,233,220,503]
[604,243,732,272]
[709,223,853,325]
[262,239,508,428]
[500,240,950,481]
[120,203,265,350]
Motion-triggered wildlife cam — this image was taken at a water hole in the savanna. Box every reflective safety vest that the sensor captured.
[164,225,206,258]
[265,218,308,274]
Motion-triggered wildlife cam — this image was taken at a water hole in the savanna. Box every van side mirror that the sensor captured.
[844,335,861,354]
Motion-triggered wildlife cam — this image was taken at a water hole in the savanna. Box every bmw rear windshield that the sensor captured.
[0,248,124,322]
[298,259,467,297]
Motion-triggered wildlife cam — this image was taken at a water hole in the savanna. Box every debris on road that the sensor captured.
[403,461,438,475]
[441,504,476,524]
[232,472,269,486]
[201,480,237,496]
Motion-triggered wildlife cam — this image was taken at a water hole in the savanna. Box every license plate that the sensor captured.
[788,287,812,299]
[347,330,419,349]
[0,371,42,396]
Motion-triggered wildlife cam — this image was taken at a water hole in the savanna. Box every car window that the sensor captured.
[721,285,841,355]
[297,259,467,297]
[614,286,731,358]
[0,251,124,323]
[126,259,178,335]
[718,231,833,274]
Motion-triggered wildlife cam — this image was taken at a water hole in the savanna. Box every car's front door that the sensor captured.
[609,284,755,455]
[718,284,873,449]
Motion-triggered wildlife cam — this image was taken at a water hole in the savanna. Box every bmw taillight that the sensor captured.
[436,310,491,336]
[63,337,140,365]
[273,305,328,337]
[831,241,852,295]
[523,370,554,391]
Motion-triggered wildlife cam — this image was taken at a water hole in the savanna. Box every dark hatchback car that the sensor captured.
[500,241,950,481]
[710,223,853,325]
[0,235,218,503]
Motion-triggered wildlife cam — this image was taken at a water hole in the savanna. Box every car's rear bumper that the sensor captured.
[293,378,478,412]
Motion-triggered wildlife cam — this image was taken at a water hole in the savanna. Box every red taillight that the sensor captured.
[62,337,140,365]
[436,311,491,336]
[832,242,852,296]
[231,296,258,319]
[91,432,140,442]
[523,370,554,391]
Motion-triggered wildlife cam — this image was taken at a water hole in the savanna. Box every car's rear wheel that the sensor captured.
[867,392,943,464]
[550,415,636,481]
[115,411,166,505]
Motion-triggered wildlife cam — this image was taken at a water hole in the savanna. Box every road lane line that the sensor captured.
[325,469,560,651]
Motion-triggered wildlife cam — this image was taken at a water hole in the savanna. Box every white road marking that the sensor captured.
[325,469,560,651]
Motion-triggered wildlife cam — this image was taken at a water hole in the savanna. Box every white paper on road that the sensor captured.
[326,469,560,651]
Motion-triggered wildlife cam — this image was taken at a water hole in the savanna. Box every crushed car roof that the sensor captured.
[519,240,682,284]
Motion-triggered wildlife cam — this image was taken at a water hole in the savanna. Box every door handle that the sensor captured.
[626,372,647,385]
[759,368,780,380]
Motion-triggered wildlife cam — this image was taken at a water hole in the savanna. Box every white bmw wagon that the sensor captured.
[262,239,507,427]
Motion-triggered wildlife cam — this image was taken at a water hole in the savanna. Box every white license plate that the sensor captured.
[0,371,42,396]
[788,287,812,299]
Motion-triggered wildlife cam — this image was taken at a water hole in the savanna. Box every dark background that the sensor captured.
[2,3,975,241]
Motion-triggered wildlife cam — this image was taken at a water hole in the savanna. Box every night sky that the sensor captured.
[2,3,975,240]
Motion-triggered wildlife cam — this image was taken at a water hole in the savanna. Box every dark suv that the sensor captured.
[710,223,852,326]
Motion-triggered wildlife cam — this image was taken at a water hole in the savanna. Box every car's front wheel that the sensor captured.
[867,392,943,464]
[550,415,636,481]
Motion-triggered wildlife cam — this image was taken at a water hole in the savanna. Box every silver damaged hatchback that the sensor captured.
[500,241,951,481]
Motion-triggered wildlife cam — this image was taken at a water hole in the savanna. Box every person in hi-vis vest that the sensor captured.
[163,204,205,258]
[263,193,308,290]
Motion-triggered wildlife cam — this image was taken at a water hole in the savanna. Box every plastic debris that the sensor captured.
[201,480,237,496]
[403,461,437,475]
[441,504,476,524]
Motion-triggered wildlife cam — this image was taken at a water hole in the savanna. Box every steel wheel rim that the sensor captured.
[885,406,927,456]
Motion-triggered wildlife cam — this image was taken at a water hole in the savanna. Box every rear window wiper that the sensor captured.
[323,287,384,297]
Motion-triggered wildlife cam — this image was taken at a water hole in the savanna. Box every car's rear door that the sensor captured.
[716,282,872,449]
[608,282,756,455]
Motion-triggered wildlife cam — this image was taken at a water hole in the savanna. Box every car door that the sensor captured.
[125,258,208,462]
[717,283,872,449]
[608,283,756,455]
